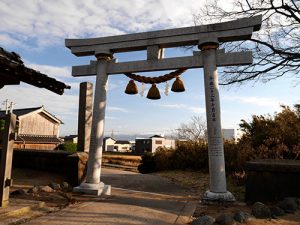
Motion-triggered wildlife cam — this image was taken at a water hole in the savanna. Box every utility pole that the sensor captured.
[9,102,16,113]
[2,99,9,115]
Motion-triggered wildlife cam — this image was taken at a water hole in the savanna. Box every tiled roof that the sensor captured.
[15,134,63,144]
[0,106,42,118]
[115,140,131,144]
[0,106,63,124]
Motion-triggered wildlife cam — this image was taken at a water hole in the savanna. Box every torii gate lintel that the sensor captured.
[66,15,262,201]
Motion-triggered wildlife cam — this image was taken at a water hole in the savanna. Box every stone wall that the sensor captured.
[0,149,88,186]
[245,160,300,203]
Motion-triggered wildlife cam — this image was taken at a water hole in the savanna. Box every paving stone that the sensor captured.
[252,202,271,219]
[278,198,298,213]
[191,215,215,225]
[48,182,61,191]
[270,206,285,218]
[233,210,247,222]
[39,186,54,193]
[216,214,236,225]
[27,186,39,194]
[61,182,70,191]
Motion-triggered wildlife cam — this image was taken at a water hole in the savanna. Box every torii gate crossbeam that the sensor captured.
[66,15,262,201]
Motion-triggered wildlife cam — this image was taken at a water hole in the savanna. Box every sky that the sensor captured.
[0,0,299,139]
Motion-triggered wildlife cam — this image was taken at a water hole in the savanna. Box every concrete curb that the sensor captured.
[1,201,45,219]
[174,200,198,225]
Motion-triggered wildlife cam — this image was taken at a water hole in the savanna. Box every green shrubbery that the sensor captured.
[57,142,77,153]
[138,105,300,174]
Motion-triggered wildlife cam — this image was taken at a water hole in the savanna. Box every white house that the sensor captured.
[103,137,133,152]
[103,137,116,152]
[114,140,131,152]
[135,135,176,153]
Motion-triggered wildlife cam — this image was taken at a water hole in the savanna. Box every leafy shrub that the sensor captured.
[58,142,77,153]
[138,152,156,173]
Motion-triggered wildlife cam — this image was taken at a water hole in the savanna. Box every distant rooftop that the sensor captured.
[0,106,63,124]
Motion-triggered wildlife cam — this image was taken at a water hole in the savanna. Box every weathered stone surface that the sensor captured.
[65,15,262,56]
[270,206,285,218]
[27,186,39,194]
[278,198,298,213]
[48,182,61,191]
[40,185,54,193]
[233,211,247,222]
[215,214,236,225]
[61,182,70,191]
[72,52,253,76]
[252,202,271,219]
[192,215,215,225]
[10,189,27,196]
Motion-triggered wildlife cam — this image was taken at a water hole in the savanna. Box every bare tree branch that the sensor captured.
[194,0,300,85]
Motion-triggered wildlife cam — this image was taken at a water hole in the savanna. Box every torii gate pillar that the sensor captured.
[200,41,235,201]
[74,53,112,195]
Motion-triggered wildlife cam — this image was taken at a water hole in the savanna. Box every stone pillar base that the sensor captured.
[73,182,111,196]
[202,190,236,203]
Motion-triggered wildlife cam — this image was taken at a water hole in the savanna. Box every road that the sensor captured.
[25,168,198,225]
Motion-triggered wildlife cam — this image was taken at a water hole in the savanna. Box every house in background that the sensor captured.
[103,137,116,152]
[114,140,131,152]
[135,135,176,154]
[0,106,63,150]
[64,135,78,143]
[103,137,133,152]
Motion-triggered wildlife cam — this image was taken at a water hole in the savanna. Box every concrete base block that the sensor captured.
[73,182,111,196]
[202,190,236,202]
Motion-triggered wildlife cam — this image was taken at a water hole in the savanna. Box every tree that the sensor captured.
[239,104,300,159]
[195,0,300,85]
[175,116,207,141]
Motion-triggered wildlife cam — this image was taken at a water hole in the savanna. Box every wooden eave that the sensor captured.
[0,47,70,95]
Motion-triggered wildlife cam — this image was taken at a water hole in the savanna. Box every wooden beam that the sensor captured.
[72,51,252,77]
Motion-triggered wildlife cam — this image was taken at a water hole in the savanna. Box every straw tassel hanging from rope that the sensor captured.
[147,84,161,100]
[123,68,187,100]
[125,80,138,94]
[171,76,185,92]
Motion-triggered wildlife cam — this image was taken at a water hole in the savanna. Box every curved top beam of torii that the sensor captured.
[66,15,261,56]
[65,15,262,77]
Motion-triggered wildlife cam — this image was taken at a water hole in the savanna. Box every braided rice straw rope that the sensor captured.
[124,68,187,84]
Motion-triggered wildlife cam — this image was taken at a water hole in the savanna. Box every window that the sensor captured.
[155,140,162,144]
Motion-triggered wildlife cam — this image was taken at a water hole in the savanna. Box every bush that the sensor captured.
[138,152,156,173]
[58,142,77,153]
[138,105,300,174]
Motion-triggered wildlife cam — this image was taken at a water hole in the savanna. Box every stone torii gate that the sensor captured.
[65,15,262,201]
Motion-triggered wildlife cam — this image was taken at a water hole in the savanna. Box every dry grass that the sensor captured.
[102,153,141,167]
[154,170,209,196]
[154,170,245,201]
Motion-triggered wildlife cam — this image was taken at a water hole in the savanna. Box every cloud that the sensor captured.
[107,106,129,113]
[157,103,205,113]
[0,0,204,49]
[26,63,71,80]
[223,96,280,109]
